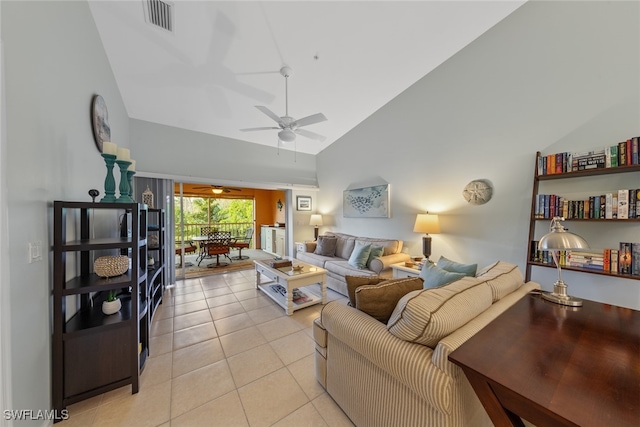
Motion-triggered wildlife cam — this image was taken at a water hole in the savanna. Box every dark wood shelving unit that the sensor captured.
[526,151,640,282]
[52,201,148,422]
[147,208,165,322]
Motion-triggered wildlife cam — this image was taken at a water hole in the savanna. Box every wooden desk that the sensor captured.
[449,293,640,427]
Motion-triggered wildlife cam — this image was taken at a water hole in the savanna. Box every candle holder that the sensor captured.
[115,160,134,203]
[127,170,136,202]
[100,154,117,203]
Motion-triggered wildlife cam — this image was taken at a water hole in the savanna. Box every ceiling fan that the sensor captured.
[193,185,241,194]
[240,66,327,143]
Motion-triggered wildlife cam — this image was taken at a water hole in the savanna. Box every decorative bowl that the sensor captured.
[94,255,129,278]
[405,261,415,267]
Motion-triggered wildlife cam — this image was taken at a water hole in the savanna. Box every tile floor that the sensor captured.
[58,269,355,427]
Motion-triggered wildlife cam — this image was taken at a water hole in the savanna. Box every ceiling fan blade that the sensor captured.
[240,126,280,132]
[293,113,327,128]
[295,128,326,142]
[255,106,283,124]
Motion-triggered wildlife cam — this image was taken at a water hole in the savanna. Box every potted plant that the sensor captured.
[102,289,121,315]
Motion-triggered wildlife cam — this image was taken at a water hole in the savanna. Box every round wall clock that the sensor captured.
[463,179,493,205]
[91,94,111,153]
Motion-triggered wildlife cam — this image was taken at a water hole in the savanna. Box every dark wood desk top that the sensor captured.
[449,293,640,427]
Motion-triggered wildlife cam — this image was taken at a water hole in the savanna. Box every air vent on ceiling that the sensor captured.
[144,0,174,33]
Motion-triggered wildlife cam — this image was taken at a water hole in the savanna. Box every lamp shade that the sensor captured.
[538,219,589,250]
[309,214,323,227]
[413,213,440,234]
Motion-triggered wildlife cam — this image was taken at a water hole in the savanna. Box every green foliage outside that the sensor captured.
[174,197,253,238]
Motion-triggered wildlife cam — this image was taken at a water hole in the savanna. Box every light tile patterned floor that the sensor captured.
[58,269,355,427]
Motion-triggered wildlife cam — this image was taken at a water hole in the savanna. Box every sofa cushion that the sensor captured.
[475,261,524,302]
[367,245,384,267]
[325,260,377,279]
[355,277,424,323]
[348,241,372,269]
[355,237,403,256]
[345,275,386,307]
[326,232,357,259]
[314,235,338,256]
[419,262,466,289]
[387,276,492,348]
[437,256,477,276]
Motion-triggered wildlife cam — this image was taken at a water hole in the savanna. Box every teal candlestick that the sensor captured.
[127,170,136,202]
[100,154,117,203]
[115,160,134,203]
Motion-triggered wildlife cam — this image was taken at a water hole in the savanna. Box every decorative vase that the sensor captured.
[102,298,121,315]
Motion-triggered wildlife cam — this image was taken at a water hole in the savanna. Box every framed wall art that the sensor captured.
[296,196,312,211]
[343,184,390,218]
[91,94,110,153]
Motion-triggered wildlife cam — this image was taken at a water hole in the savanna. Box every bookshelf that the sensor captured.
[52,202,148,421]
[526,149,640,282]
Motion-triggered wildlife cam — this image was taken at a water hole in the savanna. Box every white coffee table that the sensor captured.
[254,259,327,315]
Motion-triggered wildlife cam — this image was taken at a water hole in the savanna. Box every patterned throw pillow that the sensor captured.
[314,236,338,256]
[437,256,477,276]
[419,262,466,289]
[348,241,372,269]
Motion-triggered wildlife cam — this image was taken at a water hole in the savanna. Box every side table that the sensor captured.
[391,262,421,278]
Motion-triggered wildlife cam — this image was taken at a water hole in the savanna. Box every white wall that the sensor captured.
[130,119,318,188]
[1,0,129,421]
[316,0,640,309]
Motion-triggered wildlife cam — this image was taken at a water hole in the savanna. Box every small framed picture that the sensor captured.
[297,196,312,211]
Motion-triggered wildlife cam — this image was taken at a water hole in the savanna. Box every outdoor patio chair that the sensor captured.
[199,231,232,268]
[175,240,197,267]
[231,228,253,260]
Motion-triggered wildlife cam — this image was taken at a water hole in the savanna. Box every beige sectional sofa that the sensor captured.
[313,261,540,427]
[295,232,411,296]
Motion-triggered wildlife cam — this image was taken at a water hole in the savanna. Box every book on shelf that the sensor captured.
[611,249,619,273]
[619,243,632,274]
[632,243,640,276]
[618,189,629,219]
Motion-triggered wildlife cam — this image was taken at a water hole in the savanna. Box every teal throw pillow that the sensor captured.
[367,245,385,267]
[348,242,372,269]
[437,256,477,277]
[419,262,466,288]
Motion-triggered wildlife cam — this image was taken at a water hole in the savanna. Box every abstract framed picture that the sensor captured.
[296,196,312,211]
[343,184,390,218]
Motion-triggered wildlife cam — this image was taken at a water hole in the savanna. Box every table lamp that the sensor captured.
[538,216,589,307]
[413,213,440,261]
[310,214,323,241]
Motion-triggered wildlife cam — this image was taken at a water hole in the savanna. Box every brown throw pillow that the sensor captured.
[345,275,385,307]
[355,277,424,323]
[314,235,338,256]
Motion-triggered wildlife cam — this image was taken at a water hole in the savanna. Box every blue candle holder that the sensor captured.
[115,160,134,203]
[100,154,117,203]
[127,170,136,202]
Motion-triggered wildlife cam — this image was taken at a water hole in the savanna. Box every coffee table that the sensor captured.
[254,259,327,315]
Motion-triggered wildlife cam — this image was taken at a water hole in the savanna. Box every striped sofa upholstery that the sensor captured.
[313,262,540,427]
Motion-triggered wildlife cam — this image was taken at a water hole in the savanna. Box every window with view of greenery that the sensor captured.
[175,197,254,239]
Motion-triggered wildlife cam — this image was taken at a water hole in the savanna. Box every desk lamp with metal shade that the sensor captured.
[310,214,323,241]
[538,216,589,307]
[413,213,440,261]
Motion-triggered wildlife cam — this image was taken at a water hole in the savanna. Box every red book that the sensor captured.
[603,249,611,271]
[627,139,633,165]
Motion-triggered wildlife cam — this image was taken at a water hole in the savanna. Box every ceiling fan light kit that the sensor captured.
[240,66,327,144]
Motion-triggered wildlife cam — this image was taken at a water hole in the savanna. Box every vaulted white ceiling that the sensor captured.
[89,0,526,155]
